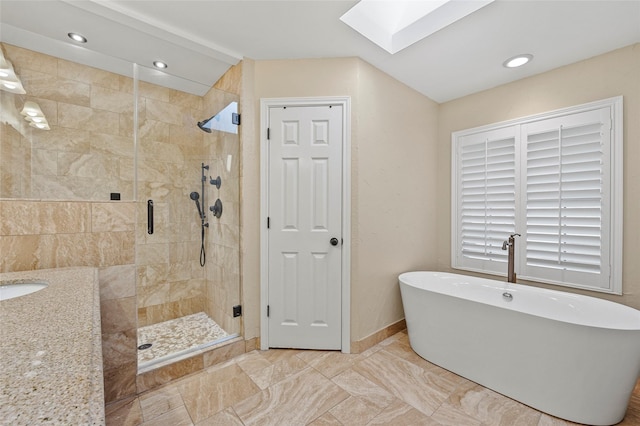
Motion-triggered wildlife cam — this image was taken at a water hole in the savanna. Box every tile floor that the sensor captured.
[106,331,640,426]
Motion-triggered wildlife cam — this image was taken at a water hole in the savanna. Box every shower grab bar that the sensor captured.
[147,200,154,234]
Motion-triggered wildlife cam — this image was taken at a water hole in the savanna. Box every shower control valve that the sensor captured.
[210,175,222,189]
[210,199,223,219]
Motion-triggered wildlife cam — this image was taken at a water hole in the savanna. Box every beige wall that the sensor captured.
[245,57,440,345]
[437,43,640,309]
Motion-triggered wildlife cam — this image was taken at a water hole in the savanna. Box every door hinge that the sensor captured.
[267,305,270,317]
[267,128,270,140]
[233,305,242,317]
[267,217,270,229]
[232,113,241,125]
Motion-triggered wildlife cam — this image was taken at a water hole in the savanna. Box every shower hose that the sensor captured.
[199,223,206,267]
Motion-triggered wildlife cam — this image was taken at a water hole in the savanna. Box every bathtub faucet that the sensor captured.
[502,233,521,283]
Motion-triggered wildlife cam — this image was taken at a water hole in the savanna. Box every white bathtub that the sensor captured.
[399,271,640,425]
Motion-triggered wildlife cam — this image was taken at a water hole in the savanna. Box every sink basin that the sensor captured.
[0,281,48,301]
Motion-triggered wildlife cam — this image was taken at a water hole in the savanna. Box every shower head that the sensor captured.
[190,191,204,220]
[197,117,213,133]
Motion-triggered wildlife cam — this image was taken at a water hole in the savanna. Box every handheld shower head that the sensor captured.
[190,191,204,220]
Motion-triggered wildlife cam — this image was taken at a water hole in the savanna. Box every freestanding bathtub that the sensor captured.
[399,271,640,426]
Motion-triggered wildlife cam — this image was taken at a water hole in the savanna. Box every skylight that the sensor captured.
[340,0,495,54]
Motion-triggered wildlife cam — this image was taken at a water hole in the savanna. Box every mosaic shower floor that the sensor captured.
[137,312,231,370]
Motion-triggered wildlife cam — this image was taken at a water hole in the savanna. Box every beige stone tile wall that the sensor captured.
[100,264,138,402]
[0,43,135,201]
[0,200,134,271]
[201,85,241,336]
[0,122,31,197]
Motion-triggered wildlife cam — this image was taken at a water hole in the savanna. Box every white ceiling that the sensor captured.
[1,0,639,103]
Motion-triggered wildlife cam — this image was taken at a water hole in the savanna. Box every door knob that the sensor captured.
[330,237,339,246]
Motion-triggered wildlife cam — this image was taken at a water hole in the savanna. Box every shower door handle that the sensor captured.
[147,200,154,234]
[330,237,339,246]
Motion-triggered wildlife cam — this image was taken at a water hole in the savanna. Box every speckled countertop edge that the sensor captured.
[0,267,105,425]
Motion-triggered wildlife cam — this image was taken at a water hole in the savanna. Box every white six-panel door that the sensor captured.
[267,104,343,350]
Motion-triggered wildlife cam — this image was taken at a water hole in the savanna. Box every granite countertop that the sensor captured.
[0,267,105,425]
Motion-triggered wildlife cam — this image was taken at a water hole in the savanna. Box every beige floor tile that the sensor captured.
[353,349,450,416]
[233,367,349,425]
[141,405,193,426]
[430,401,483,426]
[329,395,379,426]
[246,350,309,389]
[195,407,244,425]
[258,348,300,364]
[308,412,343,425]
[381,340,441,373]
[446,382,541,425]
[234,350,272,376]
[357,342,384,358]
[367,399,439,426]
[294,349,328,364]
[307,351,363,378]
[331,369,395,411]
[105,397,143,426]
[178,362,260,423]
[106,331,639,426]
[139,386,185,423]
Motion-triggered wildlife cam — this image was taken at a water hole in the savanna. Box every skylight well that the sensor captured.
[340,0,495,54]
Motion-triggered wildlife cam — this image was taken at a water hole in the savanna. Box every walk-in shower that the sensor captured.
[134,63,242,373]
[0,38,242,400]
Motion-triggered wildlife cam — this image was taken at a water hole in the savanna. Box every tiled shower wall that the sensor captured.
[201,85,241,336]
[0,44,135,200]
[0,43,243,402]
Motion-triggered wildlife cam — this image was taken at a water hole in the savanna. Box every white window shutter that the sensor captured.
[454,126,517,275]
[452,97,622,294]
[520,108,612,290]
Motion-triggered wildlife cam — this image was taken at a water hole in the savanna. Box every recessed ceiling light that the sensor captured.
[153,61,168,69]
[68,32,87,43]
[503,54,533,68]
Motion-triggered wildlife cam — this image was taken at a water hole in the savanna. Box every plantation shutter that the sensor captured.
[453,98,621,293]
[520,108,611,289]
[454,126,517,274]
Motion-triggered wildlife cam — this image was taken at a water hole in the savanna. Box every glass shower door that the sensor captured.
[133,64,241,372]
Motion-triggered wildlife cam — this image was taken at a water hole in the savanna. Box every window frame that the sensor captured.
[451,97,623,294]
